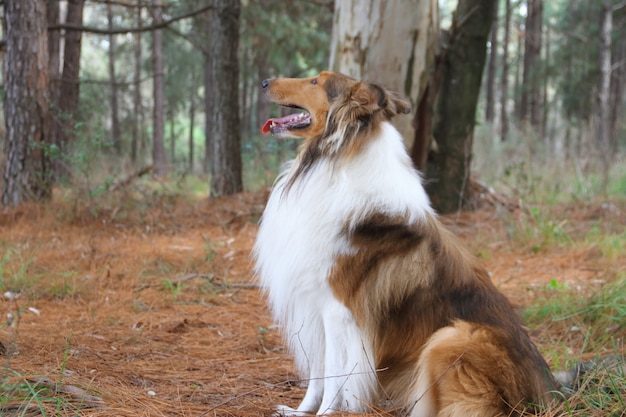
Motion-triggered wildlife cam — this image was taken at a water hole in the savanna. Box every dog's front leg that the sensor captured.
[290,360,325,415]
[316,301,375,415]
[275,368,325,417]
[275,306,326,416]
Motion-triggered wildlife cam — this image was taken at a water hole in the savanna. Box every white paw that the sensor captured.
[273,404,312,416]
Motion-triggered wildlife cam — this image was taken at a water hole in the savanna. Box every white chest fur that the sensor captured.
[254,122,431,348]
[253,122,432,414]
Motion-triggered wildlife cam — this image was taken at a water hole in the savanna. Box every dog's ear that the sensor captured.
[347,82,411,119]
[383,89,412,117]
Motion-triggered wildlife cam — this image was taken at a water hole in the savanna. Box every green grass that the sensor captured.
[503,207,574,253]
[0,248,39,295]
[525,276,626,352]
[585,225,626,261]
[524,276,626,416]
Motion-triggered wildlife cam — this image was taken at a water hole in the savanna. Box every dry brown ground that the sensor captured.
[0,191,624,417]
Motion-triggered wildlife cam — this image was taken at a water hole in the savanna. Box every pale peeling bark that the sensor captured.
[329,0,438,143]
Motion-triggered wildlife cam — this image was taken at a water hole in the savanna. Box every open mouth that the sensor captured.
[262,105,311,135]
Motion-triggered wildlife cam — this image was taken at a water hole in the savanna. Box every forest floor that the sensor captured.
[0,188,625,417]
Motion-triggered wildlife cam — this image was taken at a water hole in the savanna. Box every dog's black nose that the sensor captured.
[261,79,269,90]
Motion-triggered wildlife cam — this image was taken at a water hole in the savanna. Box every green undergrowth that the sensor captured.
[525,276,626,352]
[1,335,103,416]
[524,276,626,416]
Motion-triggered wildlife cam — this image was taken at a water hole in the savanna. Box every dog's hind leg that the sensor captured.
[408,322,517,417]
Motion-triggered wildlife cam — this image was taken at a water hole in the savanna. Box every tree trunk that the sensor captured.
[597,2,612,152]
[329,0,439,146]
[485,0,498,123]
[500,0,511,141]
[52,0,84,179]
[189,82,196,173]
[47,0,63,176]
[58,0,84,146]
[131,0,143,164]
[542,21,550,143]
[425,0,497,214]
[520,0,543,132]
[107,1,122,155]
[205,0,243,196]
[608,23,625,154]
[514,16,523,121]
[151,0,167,177]
[47,0,61,125]
[597,1,613,188]
[169,110,175,164]
[2,0,52,206]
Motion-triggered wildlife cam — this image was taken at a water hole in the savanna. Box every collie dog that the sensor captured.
[253,71,558,416]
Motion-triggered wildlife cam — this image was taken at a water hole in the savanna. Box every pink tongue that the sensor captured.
[261,114,301,134]
[261,119,274,134]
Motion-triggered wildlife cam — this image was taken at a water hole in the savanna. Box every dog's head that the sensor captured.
[261,71,411,143]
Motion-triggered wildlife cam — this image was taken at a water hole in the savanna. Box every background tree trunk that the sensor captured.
[205,0,243,196]
[608,19,625,154]
[203,8,214,176]
[188,76,196,173]
[485,0,498,123]
[597,2,612,153]
[2,0,52,206]
[514,15,523,121]
[520,0,543,132]
[55,0,84,179]
[47,0,61,133]
[131,0,143,164]
[425,0,497,214]
[151,0,167,177]
[107,1,122,155]
[329,0,439,145]
[500,0,511,141]
[47,0,63,177]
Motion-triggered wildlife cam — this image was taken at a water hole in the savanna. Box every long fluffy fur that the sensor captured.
[254,72,559,416]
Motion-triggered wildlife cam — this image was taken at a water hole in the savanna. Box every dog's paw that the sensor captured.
[273,405,312,416]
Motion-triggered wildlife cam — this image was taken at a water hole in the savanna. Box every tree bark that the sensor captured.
[329,0,439,145]
[519,0,543,132]
[608,21,625,154]
[189,78,196,173]
[597,2,612,152]
[425,0,497,214]
[203,8,213,175]
[131,0,143,164]
[500,0,511,141]
[514,15,523,121]
[151,0,167,177]
[205,0,243,196]
[2,0,52,206]
[485,0,498,123]
[47,0,63,176]
[49,0,84,180]
[47,0,61,114]
[58,0,84,145]
[107,1,122,155]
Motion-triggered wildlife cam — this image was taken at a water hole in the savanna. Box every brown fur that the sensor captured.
[262,71,559,416]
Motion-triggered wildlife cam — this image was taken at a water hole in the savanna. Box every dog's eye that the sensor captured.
[311,79,318,85]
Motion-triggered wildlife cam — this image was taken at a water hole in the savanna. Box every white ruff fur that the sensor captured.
[254,122,433,415]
